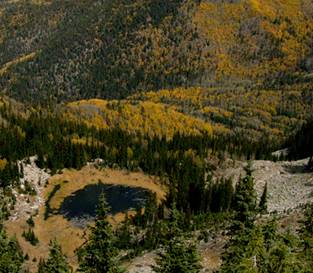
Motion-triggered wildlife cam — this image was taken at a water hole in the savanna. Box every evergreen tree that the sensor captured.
[152,200,202,273]
[26,216,35,228]
[308,156,313,170]
[220,216,305,273]
[22,228,39,246]
[219,226,258,273]
[142,192,158,228]
[0,191,24,273]
[300,203,313,270]
[259,183,268,214]
[302,203,313,237]
[265,240,301,273]
[232,164,257,231]
[153,236,201,273]
[223,178,234,212]
[37,240,71,273]
[116,212,131,249]
[167,202,183,237]
[0,229,24,273]
[219,165,260,273]
[262,218,278,251]
[78,193,123,273]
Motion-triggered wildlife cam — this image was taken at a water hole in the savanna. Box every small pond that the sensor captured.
[59,183,150,227]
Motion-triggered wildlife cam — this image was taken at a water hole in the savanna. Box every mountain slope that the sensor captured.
[0,0,312,102]
[65,98,213,139]
[195,0,313,82]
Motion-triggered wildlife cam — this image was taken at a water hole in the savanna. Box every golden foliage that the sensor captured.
[64,83,312,144]
[0,52,37,77]
[0,158,7,171]
[65,98,213,139]
[193,0,313,80]
[131,86,312,142]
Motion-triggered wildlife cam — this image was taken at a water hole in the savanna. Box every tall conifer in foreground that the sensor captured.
[153,237,201,273]
[259,182,268,214]
[153,203,202,273]
[232,163,257,231]
[219,165,258,272]
[77,193,123,273]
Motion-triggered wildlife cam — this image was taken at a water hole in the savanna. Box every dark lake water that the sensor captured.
[59,183,150,227]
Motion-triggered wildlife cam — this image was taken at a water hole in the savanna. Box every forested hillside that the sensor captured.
[63,84,313,151]
[1,0,313,272]
[0,0,313,102]
[1,93,313,272]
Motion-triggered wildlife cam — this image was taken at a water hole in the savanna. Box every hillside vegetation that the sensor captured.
[0,0,312,102]
[65,99,213,139]
[64,85,313,146]
[1,1,313,272]
[195,0,313,82]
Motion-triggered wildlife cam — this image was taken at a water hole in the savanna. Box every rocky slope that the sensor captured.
[126,157,313,273]
[10,156,50,221]
[215,157,313,213]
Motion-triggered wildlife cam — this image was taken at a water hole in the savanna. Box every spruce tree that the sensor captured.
[232,164,257,231]
[262,218,278,251]
[265,228,303,273]
[0,191,24,273]
[219,165,259,272]
[78,193,123,273]
[219,226,265,273]
[116,212,131,249]
[259,183,268,214]
[153,201,202,273]
[302,203,313,237]
[142,192,158,228]
[22,228,39,246]
[153,236,201,273]
[37,240,71,273]
[167,202,183,238]
[308,156,313,170]
[0,230,24,273]
[300,203,313,270]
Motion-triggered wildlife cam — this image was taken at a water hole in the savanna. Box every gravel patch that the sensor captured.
[9,156,50,221]
[215,158,313,213]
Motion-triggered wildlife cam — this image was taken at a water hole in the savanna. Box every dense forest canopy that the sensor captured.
[0,0,312,103]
